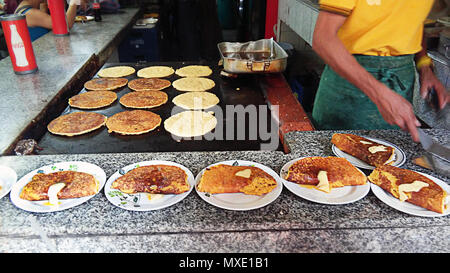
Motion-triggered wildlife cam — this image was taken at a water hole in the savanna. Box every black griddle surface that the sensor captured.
[37,62,281,155]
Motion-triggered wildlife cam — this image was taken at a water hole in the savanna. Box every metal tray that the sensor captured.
[218,39,288,74]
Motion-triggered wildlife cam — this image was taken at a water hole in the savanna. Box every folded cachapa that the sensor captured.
[20,171,98,201]
[284,156,366,193]
[368,165,448,214]
[111,165,190,194]
[197,164,277,196]
[331,133,395,167]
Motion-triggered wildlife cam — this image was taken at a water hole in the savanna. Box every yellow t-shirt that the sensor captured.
[319,0,434,56]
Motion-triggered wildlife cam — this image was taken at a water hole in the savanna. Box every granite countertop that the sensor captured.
[0,8,140,155]
[0,129,448,253]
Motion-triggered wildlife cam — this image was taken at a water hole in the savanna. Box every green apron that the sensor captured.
[311,54,416,130]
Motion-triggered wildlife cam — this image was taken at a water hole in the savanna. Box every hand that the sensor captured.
[372,83,421,142]
[419,66,449,109]
[69,0,87,7]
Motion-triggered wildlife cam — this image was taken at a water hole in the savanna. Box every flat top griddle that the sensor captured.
[37,61,281,155]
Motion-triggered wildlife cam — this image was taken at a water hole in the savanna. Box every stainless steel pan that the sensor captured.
[218,38,288,74]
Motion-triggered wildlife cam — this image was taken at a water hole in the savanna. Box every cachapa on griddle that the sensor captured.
[84,78,128,91]
[128,78,171,91]
[172,91,219,110]
[172,77,215,92]
[98,66,135,78]
[175,65,212,77]
[68,91,117,109]
[164,110,217,137]
[106,110,162,135]
[119,90,168,109]
[137,66,174,78]
[47,112,107,137]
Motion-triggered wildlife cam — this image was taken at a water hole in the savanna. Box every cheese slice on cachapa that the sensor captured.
[47,183,66,206]
[398,181,429,202]
[316,171,331,193]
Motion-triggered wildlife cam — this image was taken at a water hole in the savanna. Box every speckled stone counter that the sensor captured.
[0,8,140,154]
[0,129,448,253]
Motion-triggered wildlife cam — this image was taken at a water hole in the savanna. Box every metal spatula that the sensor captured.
[417,128,450,163]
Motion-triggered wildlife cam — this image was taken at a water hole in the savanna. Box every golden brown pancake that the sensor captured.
[164,110,217,137]
[175,65,213,77]
[106,110,161,135]
[285,157,366,192]
[119,90,168,109]
[172,77,215,92]
[368,165,448,214]
[331,133,395,167]
[128,78,171,91]
[98,66,135,78]
[111,165,190,194]
[68,91,117,109]
[172,92,219,110]
[137,66,174,78]
[47,112,107,136]
[20,171,98,201]
[197,164,277,195]
[84,78,128,91]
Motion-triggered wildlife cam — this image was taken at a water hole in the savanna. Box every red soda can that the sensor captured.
[48,0,69,36]
[0,14,38,74]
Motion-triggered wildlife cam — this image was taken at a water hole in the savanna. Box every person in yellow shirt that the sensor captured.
[311,0,449,142]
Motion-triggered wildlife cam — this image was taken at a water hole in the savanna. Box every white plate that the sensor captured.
[10,161,106,213]
[195,160,283,211]
[75,15,94,22]
[332,136,406,170]
[0,166,17,200]
[105,160,195,211]
[370,172,450,217]
[280,157,370,205]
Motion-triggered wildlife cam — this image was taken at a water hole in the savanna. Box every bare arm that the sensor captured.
[415,37,449,109]
[65,3,79,29]
[312,11,421,142]
[23,0,85,30]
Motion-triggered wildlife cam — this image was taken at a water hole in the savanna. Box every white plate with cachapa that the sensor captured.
[105,160,195,211]
[332,137,406,170]
[0,165,17,200]
[370,172,450,217]
[280,157,371,205]
[195,160,283,211]
[10,161,106,213]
